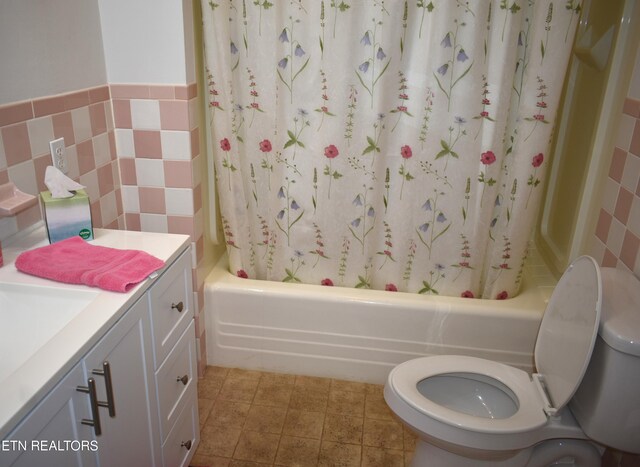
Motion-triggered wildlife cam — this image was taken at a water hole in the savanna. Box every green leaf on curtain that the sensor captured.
[293,58,310,82]
[373,60,391,87]
[355,71,372,97]
[452,62,474,89]
[319,37,324,53]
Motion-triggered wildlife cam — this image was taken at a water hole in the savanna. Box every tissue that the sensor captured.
[44,166,85,198]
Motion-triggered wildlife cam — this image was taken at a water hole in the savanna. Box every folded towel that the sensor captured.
[15,236,165,292]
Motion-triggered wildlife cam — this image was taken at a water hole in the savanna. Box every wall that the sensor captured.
[591,43,640,278]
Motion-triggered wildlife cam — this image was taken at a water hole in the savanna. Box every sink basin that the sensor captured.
[0,283,99,381]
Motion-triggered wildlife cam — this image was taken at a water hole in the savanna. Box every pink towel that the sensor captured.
[15,236,165,293]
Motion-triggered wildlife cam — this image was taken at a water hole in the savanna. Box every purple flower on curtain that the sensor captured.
[361,31,371,46]
[352,195,363,206]
[277,209,285,219]
[277,187,285,198]
[376,47,386,60]
[279,28,289,42]
[359,61,370,73]
[422,200,432,211]
[518,31,524,46]
[230,41,238,54]
[278,58,289,69]
[441,33,452,48]
[351,218,361,227]
[419,223,430,232]
[367,207,375,217]
[436,64,449,76]
[437,213,447,222]
[295,45,306,57]
[454,116,466,124]
[490,217,498,227]
[291,200,300,210]
[457,48,469,62]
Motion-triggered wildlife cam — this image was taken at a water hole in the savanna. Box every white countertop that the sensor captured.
[0,225,190,438]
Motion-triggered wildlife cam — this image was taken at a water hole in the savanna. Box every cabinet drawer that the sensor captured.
[156,321,197,441]
[161,394,199,467]
[150,248,193,368]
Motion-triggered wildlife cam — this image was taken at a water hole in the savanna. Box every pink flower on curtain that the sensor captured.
[401,145,412,159]
[220,138,231,151]
[321,278,334,286]
[532,153,544,167]
[385,283,398,292]
[480,150,496,165]
[496,291,509,300]
[461,290,474,298]
[236,269,248,278]
[324,144,339,158]
[259,139,272,152]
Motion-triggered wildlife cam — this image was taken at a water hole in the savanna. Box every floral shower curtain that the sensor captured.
[201,0,580,299]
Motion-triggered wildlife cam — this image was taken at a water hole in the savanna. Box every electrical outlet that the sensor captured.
[49,138,68,174]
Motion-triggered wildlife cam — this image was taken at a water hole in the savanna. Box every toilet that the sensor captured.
[384,256,640,466]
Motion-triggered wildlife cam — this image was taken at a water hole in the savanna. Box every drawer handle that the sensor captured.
[92,361,116,417]
[171,301,184,312]
[177,374,189,385]
[181,440,192,451]
[77,378,102,436]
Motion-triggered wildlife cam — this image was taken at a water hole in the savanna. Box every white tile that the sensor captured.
[112,162,121,189]
[0,216,18,242]
[621,154,640,193]
[100,191,118,226]
[628,195,640,238]
[140,213,168,233]
[135,158,165,187]
[130,99,161,130]
[65,145,80,181]
[7,160,37,195]
[635,248,640,278]
[628,45,640,100]
[71,107,93,144]
[79,170,99,202]
[104,100,114,132]
[589,236,605,266]
[160,130,191,160]
[121,185,140,213]
[601,177,620,214]
[27,116,55,157]
[114,129,135,158]
[607,217,626,257]
[93,133,111,168]
[615,114,635,151]
[194,209,204,238]
[165,188,194,215]
[191,154,202,186]
[188,99,198,130]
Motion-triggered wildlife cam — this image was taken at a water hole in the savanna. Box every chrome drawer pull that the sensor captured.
[77,378,102,436]
[177,374,189,385]
[181,440,192,450]
[92,361,116,417]
[171,301,184,312]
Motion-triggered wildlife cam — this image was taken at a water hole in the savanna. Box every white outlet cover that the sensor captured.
[49,138,68,174]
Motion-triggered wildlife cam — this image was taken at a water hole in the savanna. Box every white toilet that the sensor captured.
[384,256,640,466]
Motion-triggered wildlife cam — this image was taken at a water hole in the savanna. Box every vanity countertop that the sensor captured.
[0,225,190,438]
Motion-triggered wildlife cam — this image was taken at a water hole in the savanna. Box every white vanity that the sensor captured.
[0,227,199,467]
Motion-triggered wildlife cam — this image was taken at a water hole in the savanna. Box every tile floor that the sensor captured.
[191,366,416,467]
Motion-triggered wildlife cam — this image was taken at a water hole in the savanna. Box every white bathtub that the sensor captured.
[204,254,556,384]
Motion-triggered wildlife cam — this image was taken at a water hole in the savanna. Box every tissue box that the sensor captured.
[40,189,93,243]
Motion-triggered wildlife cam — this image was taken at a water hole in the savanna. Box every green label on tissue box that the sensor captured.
[40,189,93,243]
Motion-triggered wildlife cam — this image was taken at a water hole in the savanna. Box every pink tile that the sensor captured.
[190,128,200,158]
[602,248,618,267]
[195,235,204,263]
[16,204,42,230]
[149,85,175,99]
[0,101,33,127]
[33,94,66,118]
[614,187,633,223]
[89,86,110,104]
[2,123,32,167]
[64,90,90,111]
[110,84,150,99]
[139,186,166,214]
[175,83,197,100]
[108,131,117,161]
[631,119,640,156]
[159,101,190,131]
[620,230,640,270]
[133,130,162,158]
[163,160,192,187]
[125,213,141,231]
[609,147,627,183]
[77,139,96,176]
[89,103,107,136]
[193,183,202,212]
[33,155,51,192]
[119,158,137,185]
[52,112,75,146]
[0,170,9,184]
[112,100,132,129]
[97,163,115,197]
[595,209,612,243]
[623,98,640,118]
[90,200,103,228]
[167,215,195,238]
[115,188,123,216]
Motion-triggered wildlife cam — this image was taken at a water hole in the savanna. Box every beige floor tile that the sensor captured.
[275,435,321,466]
[402,426,418,452]
[404,449,415,466]
[361,446,404,467]
[228,368,264,380]
[198,424,242,458]
[218,376,260,403]
[206,366,231,378]
[190,452,232,466]
[253,381,294,407]
[233,431,280,464]
[228,460,271,467]
[327,389,365,416]
[294,375,332,393]
[364,394,395,421]
[289,388,329,412]
[363,418,404,450]
[206,400,251,429]
[322,413,363,445]
[318,440,361,467]
[198,397,216,427]
[330,379,368,394]
[243,405,288,434]
[283,410,326,439]
[198,377,224,400]
[260,371,297,386]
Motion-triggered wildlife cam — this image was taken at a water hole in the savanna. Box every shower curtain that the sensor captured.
[201,0,580,299]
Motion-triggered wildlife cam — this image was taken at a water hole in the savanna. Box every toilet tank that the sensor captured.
[569,267,640,454]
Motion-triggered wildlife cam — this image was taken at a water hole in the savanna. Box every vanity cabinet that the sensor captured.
[1,245,198,467]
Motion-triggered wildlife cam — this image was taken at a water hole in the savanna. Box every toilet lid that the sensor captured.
[534,256,601,412]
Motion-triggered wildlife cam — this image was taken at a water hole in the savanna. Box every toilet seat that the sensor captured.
[388,355,548,434]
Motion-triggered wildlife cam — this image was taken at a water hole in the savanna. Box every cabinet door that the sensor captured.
[82,296,160,467]
[0,363,99,467]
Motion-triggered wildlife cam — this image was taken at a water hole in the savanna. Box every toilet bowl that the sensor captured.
[385,256,640,466]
